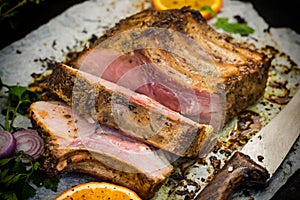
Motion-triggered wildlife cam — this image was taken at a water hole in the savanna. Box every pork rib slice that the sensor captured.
[71,7,271,129]
[48,63,213,157]
[29,101,173,199]
[46,63,213,158]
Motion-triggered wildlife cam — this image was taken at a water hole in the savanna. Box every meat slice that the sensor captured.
[29,101,173,199]
[70,7,271,128]
[46,63,213,158]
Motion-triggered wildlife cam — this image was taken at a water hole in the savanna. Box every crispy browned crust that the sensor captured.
[71,7,271,125]
[30,121,170,200]
[46,63,213,157]
[62,159,166,199]
[29,101,174,199]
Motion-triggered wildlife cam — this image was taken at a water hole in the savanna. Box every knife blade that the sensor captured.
[195,89,300,200]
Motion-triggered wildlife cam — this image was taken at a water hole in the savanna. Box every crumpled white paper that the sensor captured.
[0,0,299,199]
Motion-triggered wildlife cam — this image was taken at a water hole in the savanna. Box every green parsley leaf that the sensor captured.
[0,152,59,200]
[0,174,15,188]
[15,181,36,199]
[0,80,59,200]
[7,85,28,101]
[199,6,255,35]
[6,85,40,115]
[6,174,23,187]
[43,178,59,191]
[0,168,10,180]
[214,17,255,35]
[12,160,26,174]
[0,157,14,166]
[31,173,44,186]
[200,5,217,18]
[33,161,40,171]
[0,190,18,200]
[0,78,41,131]
[0,0,45,21]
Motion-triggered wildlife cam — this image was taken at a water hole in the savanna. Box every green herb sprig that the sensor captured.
[0,0,43,21]
[201,6,255,35]
[0,78,41,132]
[0,78,59,200]
[0,151,59,200]
[214,17,255,35]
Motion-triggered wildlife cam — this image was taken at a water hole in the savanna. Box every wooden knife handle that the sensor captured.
[195,151,270,200]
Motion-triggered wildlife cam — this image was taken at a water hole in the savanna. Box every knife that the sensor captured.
[195,89,300,200]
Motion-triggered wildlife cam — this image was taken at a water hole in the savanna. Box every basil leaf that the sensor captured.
[214,17,255,35]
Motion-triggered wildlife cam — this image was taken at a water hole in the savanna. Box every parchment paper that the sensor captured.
[0,0,299,199]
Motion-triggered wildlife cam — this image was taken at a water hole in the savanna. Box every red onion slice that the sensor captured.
[13,129,44,161]
[0,130,16,158]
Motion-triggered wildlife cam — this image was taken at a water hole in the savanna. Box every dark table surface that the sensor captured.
[0,0,299,199]
[246,0,300,34]
[1,0,300,50]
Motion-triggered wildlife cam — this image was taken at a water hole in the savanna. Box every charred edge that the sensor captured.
[29,116,60,178]
[224,58,271,124]
[46,63,75,104]
[62,160,165,199]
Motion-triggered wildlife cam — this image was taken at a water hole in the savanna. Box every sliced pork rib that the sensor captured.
[71,7,271,129]
[46,63,213,158]
[29,101,173,199]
